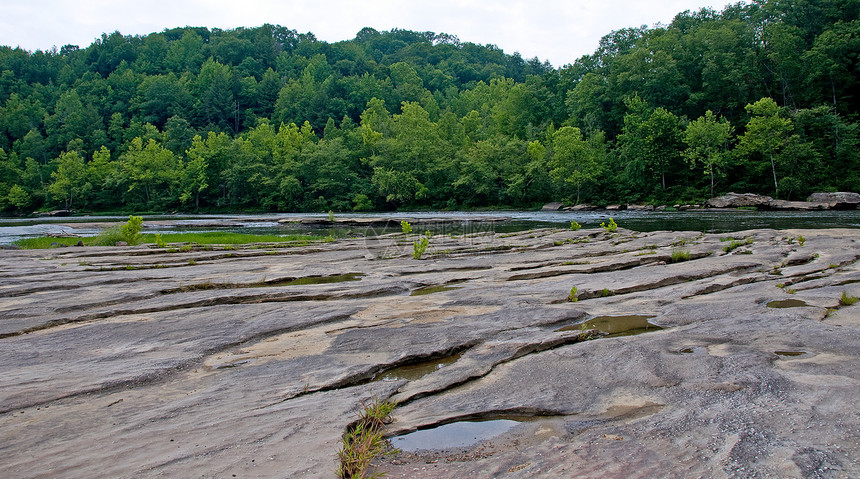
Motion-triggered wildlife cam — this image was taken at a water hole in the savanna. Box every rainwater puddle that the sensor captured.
[410,282,464,296]
[775,350,807,357]
[212,359,252,370]
[555,315,662,337]
[265,273,365,286]
[391,419,520,452]
[373,352,463,382]
[767,299,809,308]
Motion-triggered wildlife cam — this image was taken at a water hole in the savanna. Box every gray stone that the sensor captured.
[626,204,654,211]
[807,192,860,209]
[1,227,859,478]
[768,199,830,210]
[541,202,563,211]
[566,203,598,211]
[706,192,774,208]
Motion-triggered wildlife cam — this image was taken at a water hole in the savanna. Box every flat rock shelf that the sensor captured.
[1,227,859,478]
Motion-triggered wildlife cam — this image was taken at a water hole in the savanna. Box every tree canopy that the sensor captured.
[1,0,859,213]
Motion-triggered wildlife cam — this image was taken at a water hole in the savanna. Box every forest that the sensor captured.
[0,0,858,213]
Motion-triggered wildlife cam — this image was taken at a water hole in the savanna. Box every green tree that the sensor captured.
[119,137,179,207]
[683,110,734,197]
[7,184,30,212]
[549,126,606,204]
[48,150,90,209]
[736,97,793,194]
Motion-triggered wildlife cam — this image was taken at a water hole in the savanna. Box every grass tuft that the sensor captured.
[840,291,859,306]
[337,399,398,479]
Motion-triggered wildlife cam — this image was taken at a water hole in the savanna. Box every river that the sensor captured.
[2,209,860,245]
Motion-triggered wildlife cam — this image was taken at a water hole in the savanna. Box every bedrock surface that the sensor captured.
[1,227,859,478]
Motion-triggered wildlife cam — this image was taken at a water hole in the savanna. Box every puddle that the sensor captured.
[373,352,463,382]
[391,419,520,452]
[767,299,809,308]
[265,273,365,286]
[212,359,252,370]
[555,315,662,337]
[410,280,467,296]
[775,350,807,357]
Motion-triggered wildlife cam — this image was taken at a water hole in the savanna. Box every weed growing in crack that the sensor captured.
[797,235,806,246]
[670,249,691,263]
[840,291,859,306]
[154,233,167,248]
[600,288,613,297]
[412,236,429,259]
[337,399,398,479]
[570,220,581,231]
[569,286,579,302]
[723,238,754,253]
[600,218,618,233]
[400,221,412,235]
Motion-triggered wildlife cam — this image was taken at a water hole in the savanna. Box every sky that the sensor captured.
[0,0,732,67]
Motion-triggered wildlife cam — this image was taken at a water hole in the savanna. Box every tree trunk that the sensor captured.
[710,165,715,198]
[770,152,778,195]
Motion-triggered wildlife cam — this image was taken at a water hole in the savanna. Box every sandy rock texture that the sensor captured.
[1,226,859,478]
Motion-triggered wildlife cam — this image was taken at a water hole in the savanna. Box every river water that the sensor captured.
[2,209,860,245]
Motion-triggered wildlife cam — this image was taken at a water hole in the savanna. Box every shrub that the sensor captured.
[570,220,581,231]
[600,218,618,233]
[400,220,412,234]
[412,236,429,259]
[337,399,397,479]
[121,215,143,244]
[840,291,859,306]
[670,249,691,263]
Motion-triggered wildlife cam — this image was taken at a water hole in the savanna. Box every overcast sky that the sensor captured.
[1,0,731,67]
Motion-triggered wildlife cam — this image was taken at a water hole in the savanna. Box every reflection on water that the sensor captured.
[767,299,810,308]
[391,419,520,452]
[555,315,662,337]
[3,209,860,244]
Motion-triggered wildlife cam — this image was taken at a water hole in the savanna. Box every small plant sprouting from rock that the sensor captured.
[797,235,806,246]
[600,218,618,233]
[400,220,412,235]
[570,220,581,231]
[670,249,691,263]
[337,398,398,479]
[121,215,143,244]
[569,286,579,302]
[154,233,167,248]
[412,236,429,259]
[328,210,335,222]
[840,291,859,306]
[723,238,753,253]
[600,288,613,297]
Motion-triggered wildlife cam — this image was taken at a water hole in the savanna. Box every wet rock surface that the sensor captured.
[2,227,860,478]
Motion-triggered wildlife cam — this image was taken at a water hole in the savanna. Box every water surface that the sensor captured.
[3,209,860,245]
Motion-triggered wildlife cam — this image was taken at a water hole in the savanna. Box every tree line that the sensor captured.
[1,0,858,213]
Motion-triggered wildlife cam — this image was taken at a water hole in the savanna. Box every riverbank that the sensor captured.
[1,227,859,477]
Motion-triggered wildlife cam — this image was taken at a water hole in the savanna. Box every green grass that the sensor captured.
[722,237,754,253]
[840,291,859,306]
[14,232,328,249]
[337,399,398,479]
[669,249,692,263]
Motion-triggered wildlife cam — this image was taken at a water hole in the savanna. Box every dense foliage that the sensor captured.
[1,0,858,213]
